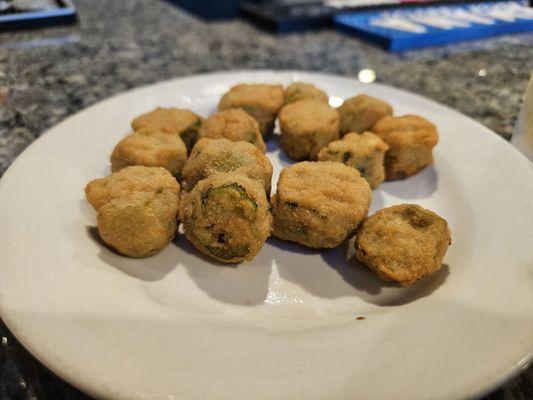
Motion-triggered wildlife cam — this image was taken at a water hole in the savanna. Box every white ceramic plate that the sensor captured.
[0,71,532,400]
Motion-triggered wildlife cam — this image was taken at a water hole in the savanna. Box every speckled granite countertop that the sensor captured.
[0,1,532,399]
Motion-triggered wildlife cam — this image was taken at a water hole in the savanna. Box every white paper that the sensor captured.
[511,72,533,162]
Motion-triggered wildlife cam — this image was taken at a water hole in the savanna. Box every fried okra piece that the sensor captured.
[317,132,388,189]
[271,161,371,249]
[85,166,179,211]
[371,115,438,180]
[179,172,272,263]
[181,138,273,194]
[279,100,339,161]
[110,128,187,176]
[354,204,451,287]
[98,188,180,258]
[85,166,181,258]
[218,83,284,135]
[338,94,393,135]
[131,107,203,151]
[284,82,329,105]
[199,109,266,152]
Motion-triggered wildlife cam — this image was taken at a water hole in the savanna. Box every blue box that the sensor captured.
[334,1,533,51]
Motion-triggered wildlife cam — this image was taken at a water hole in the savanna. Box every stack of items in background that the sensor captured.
[0,0,76,31]
[171,0,533,51]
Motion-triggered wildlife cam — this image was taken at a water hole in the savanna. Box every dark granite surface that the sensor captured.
[0,1,532,399]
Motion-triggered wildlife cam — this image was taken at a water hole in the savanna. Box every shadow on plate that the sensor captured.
[271,235,449,306]
[380,164,438,200]
[86,226,177,282]
[266,134,294,166]
[265,134,279,154]
[267,235,323,257]
[322,246,450,306]
[174,233,272,306]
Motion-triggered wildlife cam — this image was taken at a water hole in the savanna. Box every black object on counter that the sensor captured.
[166,0,243,19]
[240,1,335,32]
[0,0,76,32]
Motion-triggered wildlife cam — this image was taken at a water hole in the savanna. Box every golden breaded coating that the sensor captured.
[354,204,451,287]
[271,161,371,248]
[199,109,266,152]
[179,172,272,263]
[371,115,438,180]
[98,189,180,258]
[131,107,203,151]
[218,83,284,135]
[317,132,389,189]
[338,94,393,135]
[181,138,273,194]
[85,166,179,211]
[110,128,187,176]
[284,82,329,105]
[279,100,339,161]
